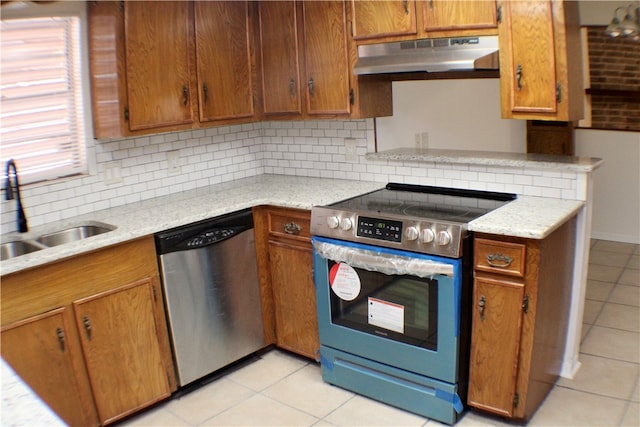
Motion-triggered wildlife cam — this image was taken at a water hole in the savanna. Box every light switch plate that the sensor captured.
[167,150,181,175]
[103,162,123,185]
[344,138,357,162]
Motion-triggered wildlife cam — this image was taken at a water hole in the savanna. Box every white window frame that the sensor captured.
[1,1,93,185]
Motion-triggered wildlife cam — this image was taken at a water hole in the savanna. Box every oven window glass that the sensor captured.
[328,260,438,350]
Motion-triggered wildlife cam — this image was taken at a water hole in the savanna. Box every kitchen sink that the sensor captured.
[36,223,116,247]
[0,240,47,261]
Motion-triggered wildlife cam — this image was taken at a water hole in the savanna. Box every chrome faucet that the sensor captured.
[4,159,28,233]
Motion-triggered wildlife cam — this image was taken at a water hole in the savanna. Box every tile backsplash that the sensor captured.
[1,119,583,234]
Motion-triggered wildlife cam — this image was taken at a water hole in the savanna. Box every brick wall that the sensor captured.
[586,27,640,131]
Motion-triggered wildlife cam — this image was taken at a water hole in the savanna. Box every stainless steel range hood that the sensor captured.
[353,36,499,75]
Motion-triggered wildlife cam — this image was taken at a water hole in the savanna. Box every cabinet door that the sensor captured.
[468,277,524,417]
[74,279,171,424]
[302,1,350,115]
[258,1,302,115]
[500,0,557,114]
[352,0,417,40]
[1,308,98,427]
[195,1,254,122]
[124,1,193,130]
[422,0,497,32]
[269,240,319,359]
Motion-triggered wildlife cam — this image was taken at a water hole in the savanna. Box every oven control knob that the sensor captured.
[420,228,435,243]
[340,218,353,231]
[437,230,452,246]
[326,216,340,229]
[405,226,419,241]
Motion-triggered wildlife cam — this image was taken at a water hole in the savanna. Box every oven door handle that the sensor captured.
[313,240,454,278]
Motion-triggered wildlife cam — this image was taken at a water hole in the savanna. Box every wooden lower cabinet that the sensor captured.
[253,206,320,359]
[1,237,176,426]
[468,216,576,420]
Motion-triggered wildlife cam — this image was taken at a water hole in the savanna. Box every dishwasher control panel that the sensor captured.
[186,228,238,248]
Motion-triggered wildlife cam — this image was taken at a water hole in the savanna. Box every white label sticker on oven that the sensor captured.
[329,263,361,301]
[368,297,405,334]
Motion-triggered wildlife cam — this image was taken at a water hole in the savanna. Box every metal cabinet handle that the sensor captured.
[182,84,189,106]
[56,327,65,352]
[82,315,92,340]
[486,253,513,268]
[405,0,411,14]
[478,295,486,320]
[515,64,523,91]
[284,222,301,235]
[428,0,433,12]
[308,77,314,97]
[203,84,209,104]
[289,78,296,97]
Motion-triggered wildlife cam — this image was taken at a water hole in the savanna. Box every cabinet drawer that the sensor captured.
[475,238,526,278]
[268,210,311,240]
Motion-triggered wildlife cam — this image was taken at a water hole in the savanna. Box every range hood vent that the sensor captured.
[354,35,499,75]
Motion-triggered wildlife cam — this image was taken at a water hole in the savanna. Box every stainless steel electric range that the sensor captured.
[310,183,515,425]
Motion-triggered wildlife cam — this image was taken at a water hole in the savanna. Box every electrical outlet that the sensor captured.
[167,150,181,175]
[103,162,122,185]
[344,138,357,162]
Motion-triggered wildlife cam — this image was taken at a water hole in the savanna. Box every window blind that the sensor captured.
[1,16,87,184]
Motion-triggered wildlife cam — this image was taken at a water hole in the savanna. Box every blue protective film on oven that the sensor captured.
[435,389,464,414]
[319,352,334,371]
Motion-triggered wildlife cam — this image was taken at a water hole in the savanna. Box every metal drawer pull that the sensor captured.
[478,295,486,320]
[486,253,513,268]
[515,64,523,91]
[284,222,301,235]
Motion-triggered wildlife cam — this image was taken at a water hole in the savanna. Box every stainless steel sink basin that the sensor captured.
[1,240,46,261]
[36,223,116,247]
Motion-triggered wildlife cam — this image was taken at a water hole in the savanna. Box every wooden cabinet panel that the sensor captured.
[258,1,302,115]
[468,278,524,417]
[195,1,254,122]
[475,238,526,278]
[124,2,194,130]
[74,279,171,424]
[268,208,311,239]
[269,241,319,359]
[352,0,417,40]
[422,0,497,32]
[302,1,350,115]
[1,308,98,427]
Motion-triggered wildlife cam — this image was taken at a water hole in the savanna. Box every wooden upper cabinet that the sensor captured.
[124,2,194,131]
[498,0,584,121]
[258,1,302,115]
[422,0,497,32]
[302,1,350,115]
[195,1,254,122]
[352,0,418,40]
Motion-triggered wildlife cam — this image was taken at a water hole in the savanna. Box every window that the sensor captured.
[1,3,88,184]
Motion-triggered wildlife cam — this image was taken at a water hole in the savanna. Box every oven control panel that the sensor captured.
[310,207,465,258]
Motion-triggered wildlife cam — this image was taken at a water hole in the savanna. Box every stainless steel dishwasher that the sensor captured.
[155,208,265,387]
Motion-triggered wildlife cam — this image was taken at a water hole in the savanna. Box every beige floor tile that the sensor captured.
[528,387,627,426]
[586,279,615,301]
[588,263,624,282]
[628,254,640,270]
[322,395,427,426]
[164,378,254,425]
[619,268,640,286]
[581,326,640,363]
[609,284,640,307]
[120,405,190,427]
[621,402,640,427]
[589,249,631,267]
[632,378,640,402]
[226,350,308,392]
[582,299,603,325]
[455,410,513,426]
[262,364,354,418]
[581,323,592,341]
[592,240,638,255]
[557,354,639,399]
[205,394,318,426]
[595,303,640,333]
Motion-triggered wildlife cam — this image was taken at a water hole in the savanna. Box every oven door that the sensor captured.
[312,236,464,384]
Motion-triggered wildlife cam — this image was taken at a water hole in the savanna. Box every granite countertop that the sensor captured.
[1,174,583,277]
[366,148,604,172]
